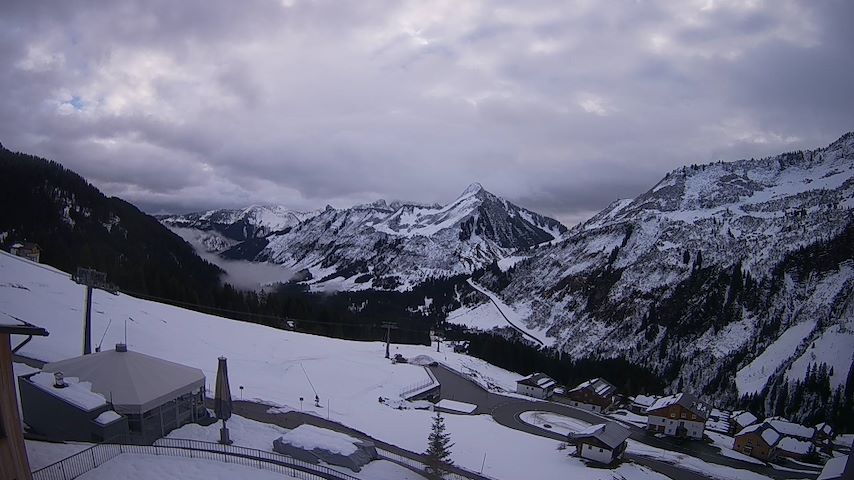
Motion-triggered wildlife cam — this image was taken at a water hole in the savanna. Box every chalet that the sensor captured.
[733,422,781,462]
[516,373,556,399]
[766,417,815,442]
[777,436,815,461]
[815,422,834,452]
[628,394,658,415]
[730,410,758,435]
[567,421,630,465]
[20,344,209,444]
[645,392,711,440]
[10,242,41,263]
[565,377,617,412]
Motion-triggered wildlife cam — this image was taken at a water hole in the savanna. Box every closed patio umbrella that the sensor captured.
[214,356,233,444]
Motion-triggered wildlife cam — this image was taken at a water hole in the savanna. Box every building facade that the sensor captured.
[9,243,40,263]
[565,378,617,412]
[568,422,630,464]
[645,393,710,440]
[733,422,780,461]
[515,373,556,399]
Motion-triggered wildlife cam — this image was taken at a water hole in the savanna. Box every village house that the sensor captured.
[20,344,209,444]
[515,373,556,399]
[766,417,815,442]
[814,422,834,452]
[628,394,659,415]
[10,242,41,263]
[565,377,617,412]
[645,392,711,440]
[777,436,815,461]
[567,421,630,465]
[733,422,781,462]
[729,410,759,435]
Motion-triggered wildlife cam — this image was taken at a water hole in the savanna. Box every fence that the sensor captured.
[400,367,439,399]
[32,438,363,480]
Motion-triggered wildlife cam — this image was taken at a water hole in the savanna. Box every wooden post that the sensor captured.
[0,332,34,480]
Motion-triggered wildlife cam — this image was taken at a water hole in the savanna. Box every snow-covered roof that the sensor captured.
[731,410,758,427]
[778,436,813,455]
[94,410,123,425]
[517,373,556,390]
[631,394,659,407]
[767,417,815,440]
[568,377,616,397]
[815,422,834,436]
[735,421,781,447]
[644,392,711,419]
[817,455,848,480]
[568,422,630,449]
[28,372,107,411]
[42,347,205,414]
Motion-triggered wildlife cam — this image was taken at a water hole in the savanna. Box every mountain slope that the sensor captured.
[159,205,321,252]
[0,144,223,303]
[480,133,854,413]
[185,183,566,290]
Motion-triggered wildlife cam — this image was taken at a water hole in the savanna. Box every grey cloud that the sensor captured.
[0,0,852,225]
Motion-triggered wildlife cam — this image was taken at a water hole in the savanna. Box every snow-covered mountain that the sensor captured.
[231,183,566,290]
[158,205,321,252]
[477,133,854,408]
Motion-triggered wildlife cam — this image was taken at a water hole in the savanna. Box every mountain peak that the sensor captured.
[460,182,485,197]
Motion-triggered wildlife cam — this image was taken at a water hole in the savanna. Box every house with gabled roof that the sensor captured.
[565,377,617,412]
[815,422,834,452]
[515,373,556,399]
[10,242,41,263]
[777,435,815,461]
[644,392,711,440]
[567,421,630,465]
[766,417,815,442]
[729,410,758,435]
[733,422,781,461]
[628,394,659,415]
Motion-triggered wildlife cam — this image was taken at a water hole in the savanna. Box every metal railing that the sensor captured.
[32,438,363,480]
[400,367,440,399]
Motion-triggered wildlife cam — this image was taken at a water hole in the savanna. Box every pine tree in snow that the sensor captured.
[425,411,454,477]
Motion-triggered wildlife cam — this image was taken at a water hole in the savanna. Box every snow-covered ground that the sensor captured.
[436,399,477,413]
[76,454,294,480]
[4,251,675,480]
[464,280,552,346]
[519,411,592,437]
[735,319,816,395]
[25,440,91,470]
[608,410,649,428]
[627,441,772,480]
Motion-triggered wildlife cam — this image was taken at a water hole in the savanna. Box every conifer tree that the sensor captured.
[425,411,454,478]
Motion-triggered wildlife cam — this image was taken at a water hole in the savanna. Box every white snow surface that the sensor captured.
[94,410,122,425]
[25,440,91,470]
[278,424,359,456]
[436,399,477,413]
[28,371,107,411]
[735,319,817,395]
[76,454,293,480]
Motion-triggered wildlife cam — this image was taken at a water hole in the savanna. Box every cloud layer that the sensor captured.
[1,0,852,225]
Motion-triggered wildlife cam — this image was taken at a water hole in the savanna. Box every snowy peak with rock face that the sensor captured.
[158,205,321,251]
[487,133,854,413]
[224,183,567,290]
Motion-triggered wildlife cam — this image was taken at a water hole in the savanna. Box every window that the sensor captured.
[681,413,686,418]
[670,413,676,418]
[599,448,603,453]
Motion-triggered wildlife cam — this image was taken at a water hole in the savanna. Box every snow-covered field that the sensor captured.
[519,411,592,437]
[4,251,675,480]
[77,454,293,480]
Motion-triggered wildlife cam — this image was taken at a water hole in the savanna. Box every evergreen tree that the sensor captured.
[425,411,454,477]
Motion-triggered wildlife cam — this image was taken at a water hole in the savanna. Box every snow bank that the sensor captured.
[278,425,359,456]
[436,399,476,413]
[94,410,122,425]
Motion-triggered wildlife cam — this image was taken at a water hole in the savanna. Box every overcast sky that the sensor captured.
[1,0,852,225]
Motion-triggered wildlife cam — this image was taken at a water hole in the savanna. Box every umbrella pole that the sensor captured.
[219,418,232,445]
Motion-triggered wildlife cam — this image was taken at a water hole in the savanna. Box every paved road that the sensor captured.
[429,364,818,480]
